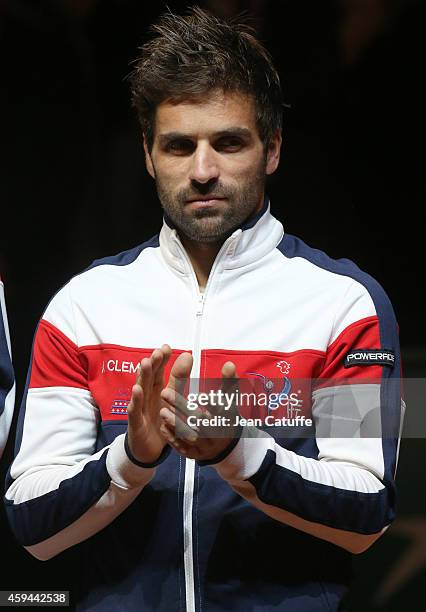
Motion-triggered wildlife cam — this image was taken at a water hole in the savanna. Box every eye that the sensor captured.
[165,139,195,155]
[215,137,244,152]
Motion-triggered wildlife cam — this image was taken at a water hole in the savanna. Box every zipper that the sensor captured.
[182,459,196,612]
[172,232,238,612]
[196,293,205,316]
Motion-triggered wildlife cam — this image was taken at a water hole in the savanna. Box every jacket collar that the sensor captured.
[159,197,284,275]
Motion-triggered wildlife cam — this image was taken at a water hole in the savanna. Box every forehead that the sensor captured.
[153,90,258,137]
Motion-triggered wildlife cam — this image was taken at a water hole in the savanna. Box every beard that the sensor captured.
[154,158,267,243]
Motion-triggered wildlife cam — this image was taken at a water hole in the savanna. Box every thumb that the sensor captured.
[167,351,193,395]
[221,361,237,379]
[221,361,239,412]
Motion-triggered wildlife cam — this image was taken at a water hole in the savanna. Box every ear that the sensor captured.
[143,137,155,179]
[265,129,282,176]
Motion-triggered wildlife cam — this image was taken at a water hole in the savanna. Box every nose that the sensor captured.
[188,142,219,184]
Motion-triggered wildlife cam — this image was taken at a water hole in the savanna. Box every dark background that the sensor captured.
[1,1,425,610]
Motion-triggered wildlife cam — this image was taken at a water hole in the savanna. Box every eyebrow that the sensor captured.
[158,127,252,146]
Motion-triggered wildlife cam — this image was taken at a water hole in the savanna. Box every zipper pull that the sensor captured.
[196,293,205,315]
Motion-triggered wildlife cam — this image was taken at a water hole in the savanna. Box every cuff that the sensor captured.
[209,426,276,482]
[124,432,171,467]
[196,423,243,467]
[106,433,168,489]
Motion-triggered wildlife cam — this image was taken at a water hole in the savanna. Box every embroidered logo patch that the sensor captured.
[110,399,129,414]
[343,349,395,368]
[276,360,291,375]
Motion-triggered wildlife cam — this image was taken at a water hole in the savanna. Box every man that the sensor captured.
[5,7,402,612]
[0,277,14,461]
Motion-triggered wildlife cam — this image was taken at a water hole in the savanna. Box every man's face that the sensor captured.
[144,90,281,243]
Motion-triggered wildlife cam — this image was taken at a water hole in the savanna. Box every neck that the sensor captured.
[180,236,223,292]
[176,194,267,291]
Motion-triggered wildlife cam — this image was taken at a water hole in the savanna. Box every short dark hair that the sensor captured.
[130,6,283,150]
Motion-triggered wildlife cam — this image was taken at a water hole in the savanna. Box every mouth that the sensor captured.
[185,197,226,207]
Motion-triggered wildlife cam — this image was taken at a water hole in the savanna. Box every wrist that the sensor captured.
[197,423,243,466]
[124,432,169,467]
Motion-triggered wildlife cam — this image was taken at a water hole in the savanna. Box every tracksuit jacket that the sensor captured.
[5,200,403,611]
[0,278,15,460]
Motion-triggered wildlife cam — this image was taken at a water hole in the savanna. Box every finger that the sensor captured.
[152,344,172,388]
[160,421,204,460]
[221,361,238,399]
[161,399,221,443]
[221,361,238,388]
[160,406,198,443]
[139,357,154,406]
[167,351,193,396]
[161,419,214,460]
[127,383,144,427]
[222,360,237,377]
[150,348,164,374]
[134,356,151,386]
[160,386,194,418]
[148,348,164,388]
[162,390,218,441]
[217,361,239,415]
[159,421,177,444]
[159,423,189,455]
